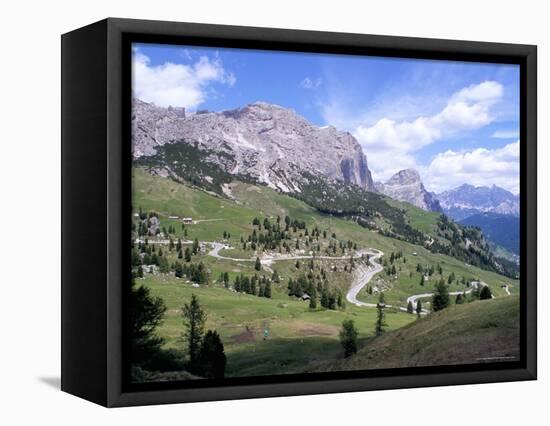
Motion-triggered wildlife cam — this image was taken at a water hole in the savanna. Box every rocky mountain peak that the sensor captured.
[376,169,442,212]
[386,168,422,185]
[132,98,375,193]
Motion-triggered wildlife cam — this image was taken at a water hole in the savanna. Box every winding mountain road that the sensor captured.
[346,249,385,308]
[208,242,367,264]
[143,237,502,314]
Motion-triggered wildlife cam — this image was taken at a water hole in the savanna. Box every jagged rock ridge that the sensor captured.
[132,99,374,192]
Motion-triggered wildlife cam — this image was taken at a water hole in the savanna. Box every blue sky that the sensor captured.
[132,43,520,194]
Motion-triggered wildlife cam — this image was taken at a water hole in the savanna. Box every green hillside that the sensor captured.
[136,142,517,279]
[131,167,520,379]
[312,296,520,371]
[133,168,519,306]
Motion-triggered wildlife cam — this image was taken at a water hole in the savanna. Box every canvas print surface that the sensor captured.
[129,43,520,384]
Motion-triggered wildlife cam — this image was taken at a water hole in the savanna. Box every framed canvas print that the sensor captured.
[61,18,537,407]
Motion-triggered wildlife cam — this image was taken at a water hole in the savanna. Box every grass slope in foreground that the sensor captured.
[312,296,520,372]
[141,275,415,378]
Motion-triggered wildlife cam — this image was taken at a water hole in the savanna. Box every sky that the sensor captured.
[132,43,520,195]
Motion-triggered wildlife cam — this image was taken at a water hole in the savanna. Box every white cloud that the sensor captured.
[492,129,519,139]
[423,141,519,194]
[300,77,322,89]
[353,81,504,181]
[132,50,235,109]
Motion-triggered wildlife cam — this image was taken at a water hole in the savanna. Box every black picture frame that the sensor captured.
[61,17,537,407]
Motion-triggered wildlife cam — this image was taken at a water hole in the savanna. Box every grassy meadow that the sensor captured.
[131,168,521,378]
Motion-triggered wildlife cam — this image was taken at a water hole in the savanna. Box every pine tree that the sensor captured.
[339,319,358,357]
[198,330,226,379]
[192,238,200,255]
[137,265,144,278]
[448,271,455,284]
[181,294,206,364]
[309,292,317,309]
[158,256,170,273]
[375,303,387,336]
[407,300,414,314]
[264,281,272,298]
[185,247,192,262]
[129,280,166,365]
[432,278,450,311]
[337,291,345,309]
[174,262,184,278]
[416,299,423,317]
[254,256,261,271]
[479,285,492,300]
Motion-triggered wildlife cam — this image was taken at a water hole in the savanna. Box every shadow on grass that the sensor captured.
[224,336,346,378]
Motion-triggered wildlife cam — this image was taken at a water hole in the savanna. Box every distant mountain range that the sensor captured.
[436,184,519,220]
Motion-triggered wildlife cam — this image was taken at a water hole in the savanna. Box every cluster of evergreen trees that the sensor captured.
[415,262,473,288]
[133,206,191,241]
[232,274,272,298]
[287,274,345,311]
[130,284,226,379]
[237,215,351,257]
[381,250,407,278]
[431,277,493,312]
[131,237,209,285]
[132,242,170,275]
[174,261,209,285]
[133,209,161,237]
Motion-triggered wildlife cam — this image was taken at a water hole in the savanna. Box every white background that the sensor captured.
[0,0,546,424]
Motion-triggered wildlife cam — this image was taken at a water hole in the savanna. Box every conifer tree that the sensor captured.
[432,278,450,311]
[479,285,492,300]
[340,319,358,357]
[182,294,206,364]
[198,330,226,378]
[129,280,166,365]
[375,294,387,336]
[416,299,423,317]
